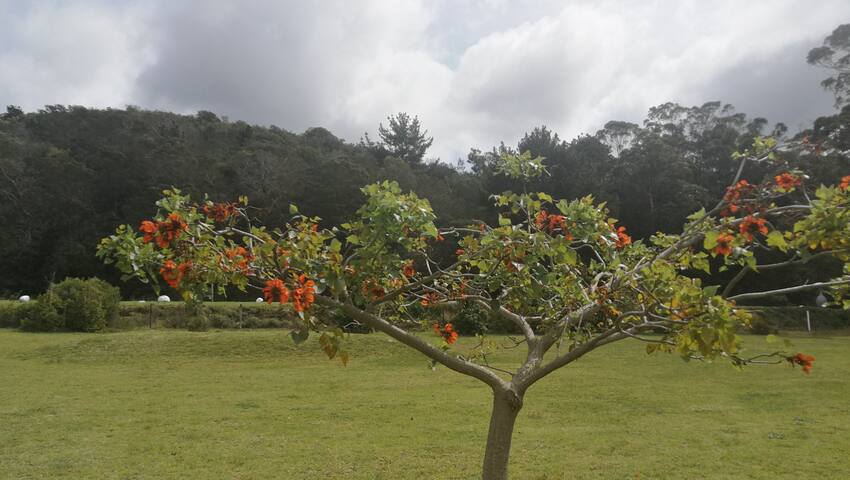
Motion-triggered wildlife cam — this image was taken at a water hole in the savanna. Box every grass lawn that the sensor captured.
[1,329,849,479]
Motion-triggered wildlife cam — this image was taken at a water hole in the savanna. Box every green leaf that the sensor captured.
[703,231,719,250]
[289,204,299,214]
[290,329,309,344]
[498,215,512,226]
[766,230,787,251]
[687,207,706,222]
[347,234,360,245]
[423,223,439,237]
[329,239,341,253]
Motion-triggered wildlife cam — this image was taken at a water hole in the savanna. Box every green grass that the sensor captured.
[1,330,849,479]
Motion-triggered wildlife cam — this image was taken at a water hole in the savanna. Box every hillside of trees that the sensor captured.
[1,101,848,300]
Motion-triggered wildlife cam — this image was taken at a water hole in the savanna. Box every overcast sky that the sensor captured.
[1,0,847,162]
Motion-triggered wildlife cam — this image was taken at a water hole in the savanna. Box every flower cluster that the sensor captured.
[614,226,631,248]
[160,259,192,289]
[361,279,386,301]
[841,175,850,191]
[774,172,801,192]
[738,215,768,241]
[402,262,416,278]
[535,210,573,240]
[788,352,815,374]
[262,275,316,312]
[222,246,253,274]
[140,213,188,248]
[713,233,735,257]
[433,322,458,345]
[720,180,757,217]
[292,275,316,313]
[202,202,237,223]
[420,292,439,306]
[263,278,289,304]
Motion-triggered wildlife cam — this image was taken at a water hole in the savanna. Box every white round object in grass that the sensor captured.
[157,295,171,302]
[138,300,146,303]
[256,297,264,303]
[18,295,30,302]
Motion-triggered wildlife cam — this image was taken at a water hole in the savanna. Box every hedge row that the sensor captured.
[3,297,848,333]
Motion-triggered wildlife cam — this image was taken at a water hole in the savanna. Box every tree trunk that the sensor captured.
[482,388,523,480]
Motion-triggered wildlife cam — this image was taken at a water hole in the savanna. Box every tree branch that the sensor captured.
[517,326,623,389]
[727,279,850,302]
[315,295,508,390]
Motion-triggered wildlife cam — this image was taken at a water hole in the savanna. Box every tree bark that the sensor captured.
[482,388,523,480]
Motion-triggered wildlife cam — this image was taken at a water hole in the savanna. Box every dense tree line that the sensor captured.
[1,100,847,301]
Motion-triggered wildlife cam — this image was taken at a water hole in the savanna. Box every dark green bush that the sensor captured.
[747,307,849,334]
[451,302,492,335]
[19,278,120,332]
[186,314,209,332]
[18,300,63,332]
[0,302,20,328]
[748,314,779,335]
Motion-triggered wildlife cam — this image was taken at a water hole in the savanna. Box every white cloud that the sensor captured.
[0,1,153,110]
[0,0,846,162]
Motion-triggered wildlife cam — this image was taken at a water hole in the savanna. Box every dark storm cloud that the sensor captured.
[696,40,836,132]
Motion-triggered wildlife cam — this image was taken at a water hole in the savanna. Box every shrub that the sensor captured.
[19,278,120,332]
[0,302,20,328]
[18,300,63,332]
[451,302,492,335]
[186,314,209,331]
[748,313,779,335]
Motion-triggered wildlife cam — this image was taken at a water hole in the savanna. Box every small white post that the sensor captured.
[806,309,811,333]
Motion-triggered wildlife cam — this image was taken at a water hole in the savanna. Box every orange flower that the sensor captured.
[548,214,566,232]
[140,220,157,244]
[455,248,465,256]
[790,352,815,374]
[263,278,290,304]
[721,180,755,217]
[536,210,571,237]
[361,280,385,301]
[147,213,188,248]
[222,246,253,273]
[436,234,445,242]
[615,226,631,248]
[840,175,850,191]
[774,173,801,192]
[202,202,236,223]
[370,285,386,300]
[535,210,548,230]
[402,262,416,278]
[738,215,768,241]
[420,292,438,307]
[292,275,316,312]
[713,233,734,257]
[160,260,192,289]
[433,322,458,345]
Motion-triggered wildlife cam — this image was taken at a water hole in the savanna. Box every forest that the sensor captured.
[1,99,849,303]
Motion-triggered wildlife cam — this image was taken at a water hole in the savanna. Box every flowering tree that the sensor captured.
[98,138,849,479]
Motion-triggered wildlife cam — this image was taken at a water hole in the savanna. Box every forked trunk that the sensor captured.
[482,389,523,480]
